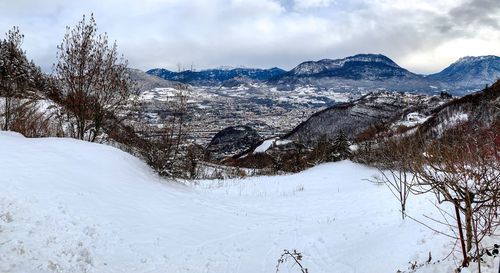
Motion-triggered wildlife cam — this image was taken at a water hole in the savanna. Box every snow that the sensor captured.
[254,139,275,153]
[395,112,430,127]
[275,139,292,146]
[455,55,499,65]
[451,112,469,123]
[0,132,498,273]
[432,112,469,136]
[139,87,190,102]
[292,54,398,76]
[253,138,293,154]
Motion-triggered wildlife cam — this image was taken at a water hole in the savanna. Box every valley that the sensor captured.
[132,53,500,148]
[137,84,354,144]
[2,3,500,272]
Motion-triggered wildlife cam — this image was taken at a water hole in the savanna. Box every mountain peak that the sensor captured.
[345,54,399,67]
[427,55,500,90]
[454,55,500,65]
[291,54,403,77]
[345,53,396,64]
[317,53,398,66]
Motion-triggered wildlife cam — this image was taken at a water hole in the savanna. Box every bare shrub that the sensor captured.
[125,87,190,177]
[353,122,388,143]
[371,137,419,220]
[276,249,308,273]
[184,143,205,179]
[7,99,62,137]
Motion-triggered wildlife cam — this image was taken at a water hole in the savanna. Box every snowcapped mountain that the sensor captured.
[143,54,500,96]
[146,67,286,86]
[427,55,500,93]
[270,54,441,94]
[287,54,403,77]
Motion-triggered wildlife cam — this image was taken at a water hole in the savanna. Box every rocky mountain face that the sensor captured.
[427,55,500,93]
[206,125,262,161]
[283,91,447,144]
[146,67,286,86]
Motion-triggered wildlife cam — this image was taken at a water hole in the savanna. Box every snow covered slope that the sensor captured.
[427,55,500,93]
[0,132,495,272]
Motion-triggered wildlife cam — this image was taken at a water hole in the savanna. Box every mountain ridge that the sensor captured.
[146,67,286,86]
[145,54,500,96]
[426,55,500,92]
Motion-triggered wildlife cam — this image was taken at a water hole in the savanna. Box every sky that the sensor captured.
[0,0,499,74]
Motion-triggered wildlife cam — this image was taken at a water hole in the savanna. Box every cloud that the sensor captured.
[0,0,498,74]
[294,0,336,9]
[448,0,500,28]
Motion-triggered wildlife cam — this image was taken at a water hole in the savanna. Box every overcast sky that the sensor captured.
[0,0,499,74]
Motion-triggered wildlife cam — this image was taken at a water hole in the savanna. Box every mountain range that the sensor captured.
[146,54,500,96]
[147,67,285,86]
[426,55,500,90]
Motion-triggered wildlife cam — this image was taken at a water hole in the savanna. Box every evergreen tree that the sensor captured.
[331,130,351,161]
[0,27,44,130]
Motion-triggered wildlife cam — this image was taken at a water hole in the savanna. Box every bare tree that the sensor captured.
[55,14,134,141]
[373,137,418,220]
[411,123,500,269]
[137,85,190,177]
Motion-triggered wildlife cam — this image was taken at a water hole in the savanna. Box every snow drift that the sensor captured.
[0,132,496,272]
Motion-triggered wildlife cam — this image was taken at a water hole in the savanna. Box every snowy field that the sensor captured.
[0,132,497,273]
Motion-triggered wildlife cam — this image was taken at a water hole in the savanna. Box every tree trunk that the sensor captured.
[3,96,11,130]
[473,219,482,273]
[77,117,86,140]
[455,202,469,267]
[465,206,473,253]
